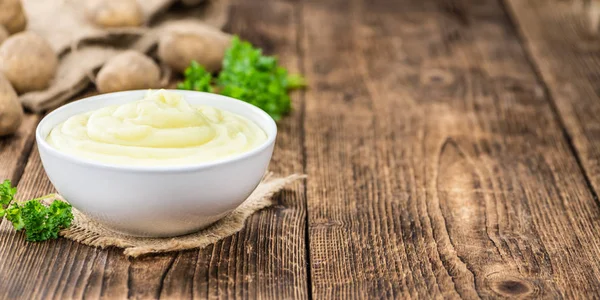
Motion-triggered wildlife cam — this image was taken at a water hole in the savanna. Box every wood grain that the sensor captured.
[0,0,308,299]
[302,0,600,298]
[504,0,600,213]
[0,114,39,183]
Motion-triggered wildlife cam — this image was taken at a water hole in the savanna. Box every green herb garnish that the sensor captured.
[0,179,16,217]
[178,36,306,121]
[177,61,214,93]
[0,179,73,242]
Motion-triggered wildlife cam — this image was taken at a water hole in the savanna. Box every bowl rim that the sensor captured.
[35,89,277,173]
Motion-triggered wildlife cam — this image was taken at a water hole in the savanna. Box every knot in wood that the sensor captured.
[420,69,455,87]
[485,273,536,297]
[495,280,530,295]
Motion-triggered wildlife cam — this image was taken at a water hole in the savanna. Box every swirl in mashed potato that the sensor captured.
[46,90,267,166]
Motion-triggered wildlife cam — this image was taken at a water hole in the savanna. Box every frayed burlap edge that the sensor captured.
[44,173,305,257]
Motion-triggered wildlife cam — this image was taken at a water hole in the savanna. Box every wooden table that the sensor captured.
[2,0,600,298]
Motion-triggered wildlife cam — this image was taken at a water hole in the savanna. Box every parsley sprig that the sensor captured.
[177,61,213,93]
[178,36,306,121]
[0,179,73,242]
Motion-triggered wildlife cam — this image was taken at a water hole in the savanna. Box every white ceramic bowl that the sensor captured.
[36,90,277,237]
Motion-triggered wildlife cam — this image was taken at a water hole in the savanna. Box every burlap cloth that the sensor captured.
[39,173,304,257]
[19,0,231,112]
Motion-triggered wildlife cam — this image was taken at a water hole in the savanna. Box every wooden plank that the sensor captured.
[0,113,40,233]
[504,1,600,210]
[302,0,600,297]
[0,0,308,298]
[0,135,133,300]
[0,114,39,183]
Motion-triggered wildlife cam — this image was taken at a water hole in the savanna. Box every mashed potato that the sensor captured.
[47,90,267,166]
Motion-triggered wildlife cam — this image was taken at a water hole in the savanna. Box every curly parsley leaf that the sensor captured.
[21,200,73,242]
[177,61,214,92]
[0,179,73,242]
[178,36,307,121]
[0,179,17,217]
[5,203,24,230]
[218,36,302,120]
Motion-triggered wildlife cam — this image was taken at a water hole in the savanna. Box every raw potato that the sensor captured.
[0,72,23,136]
[0,0,27,34]
[0,31,58,93]
[0,26,8,45]
[96,50,161,93]
[158,22,231,73]
[86,0,144,28]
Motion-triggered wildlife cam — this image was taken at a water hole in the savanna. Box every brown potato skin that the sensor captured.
[0,32,58,94]
[158,23,231,73]
[0,0,27,34]
[0,72,23,136]
[86,0,144,28]
[96,50,161,93]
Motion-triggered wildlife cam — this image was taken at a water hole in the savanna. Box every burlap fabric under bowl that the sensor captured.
[40,173,304,257]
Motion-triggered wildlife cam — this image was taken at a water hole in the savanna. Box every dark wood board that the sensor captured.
[504,0,600,219]
[301,0,600,298]
[0,114,39,183]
